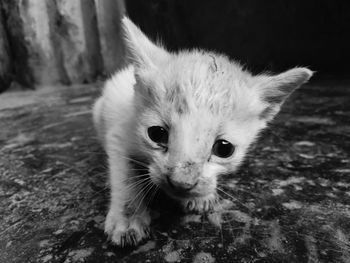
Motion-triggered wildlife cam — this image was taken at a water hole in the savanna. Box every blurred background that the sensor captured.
[0,0,349,92]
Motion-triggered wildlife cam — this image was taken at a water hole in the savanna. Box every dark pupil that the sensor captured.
[212,140,234,158]
[148,126,168,144]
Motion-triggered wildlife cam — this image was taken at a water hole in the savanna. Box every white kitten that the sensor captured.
[92,17,313,246]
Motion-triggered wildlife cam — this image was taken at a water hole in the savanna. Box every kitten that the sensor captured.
[92,17,313,247]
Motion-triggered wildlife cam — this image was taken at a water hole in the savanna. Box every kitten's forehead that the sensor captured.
[165,51,235,82]
[159,51,255,116]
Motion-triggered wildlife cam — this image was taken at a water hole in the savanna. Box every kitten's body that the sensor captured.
[93,17,312,246]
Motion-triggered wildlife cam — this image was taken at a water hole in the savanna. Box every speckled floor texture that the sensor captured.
[1,79,349,263]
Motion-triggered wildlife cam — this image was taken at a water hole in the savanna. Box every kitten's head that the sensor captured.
[122,17,313,200]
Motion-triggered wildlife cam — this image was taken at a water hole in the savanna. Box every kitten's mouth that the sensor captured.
[164,188,202,199]
[167,188,199,199]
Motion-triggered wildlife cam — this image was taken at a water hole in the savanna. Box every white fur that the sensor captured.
[92,16,313,246]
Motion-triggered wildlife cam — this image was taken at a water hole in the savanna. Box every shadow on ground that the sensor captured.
[0,80,350,263]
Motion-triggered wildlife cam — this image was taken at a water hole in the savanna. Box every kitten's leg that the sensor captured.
[105,148,151,246]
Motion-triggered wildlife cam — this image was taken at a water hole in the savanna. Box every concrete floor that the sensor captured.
[0,80,349,263]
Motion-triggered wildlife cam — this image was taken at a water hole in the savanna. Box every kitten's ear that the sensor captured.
[121,16,169,68]
[257,67,313,120]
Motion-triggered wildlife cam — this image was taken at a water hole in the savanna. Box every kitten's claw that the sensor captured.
[118,228,148,247]
[108,221,150,247]
[105,210,150,247]
[184,195,219,213]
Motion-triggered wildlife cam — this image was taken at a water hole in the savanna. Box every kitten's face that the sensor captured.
[122,17,312,200]
[134,55,269,200]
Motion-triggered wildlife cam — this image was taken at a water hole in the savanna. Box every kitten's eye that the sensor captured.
[147,126,168,145]
[212,140,235,158]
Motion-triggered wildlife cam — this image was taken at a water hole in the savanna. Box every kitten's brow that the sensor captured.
[166,84,189,115]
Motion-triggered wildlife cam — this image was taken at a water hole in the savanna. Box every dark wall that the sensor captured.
[126,0,350,75]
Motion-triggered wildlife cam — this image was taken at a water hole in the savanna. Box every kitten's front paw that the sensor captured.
[105,210,151,247]
[183,194,219,213]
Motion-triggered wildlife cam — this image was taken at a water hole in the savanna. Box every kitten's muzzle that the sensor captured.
[166,175,198,193]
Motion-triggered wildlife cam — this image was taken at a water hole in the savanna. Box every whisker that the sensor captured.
[133,181,155,217]
[126,173,151,179]
[128,182,154,219]
[119,156,149,168]
[217,183,255,195]
[124,177,151,192]
[80,151,150,169]
[123,179,149,191]
[145,183,158,209]
[140,183,158,216]
[127,179,153,207]
[216,187,252,212]
[121,174,151,186]
[89,171,108,177]
[83,185,110,201]
[216,193,245,235]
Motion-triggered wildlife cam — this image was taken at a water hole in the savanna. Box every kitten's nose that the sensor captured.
[166,175,198,192]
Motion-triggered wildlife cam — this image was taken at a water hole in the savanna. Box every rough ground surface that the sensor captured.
[0,80,349,263]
